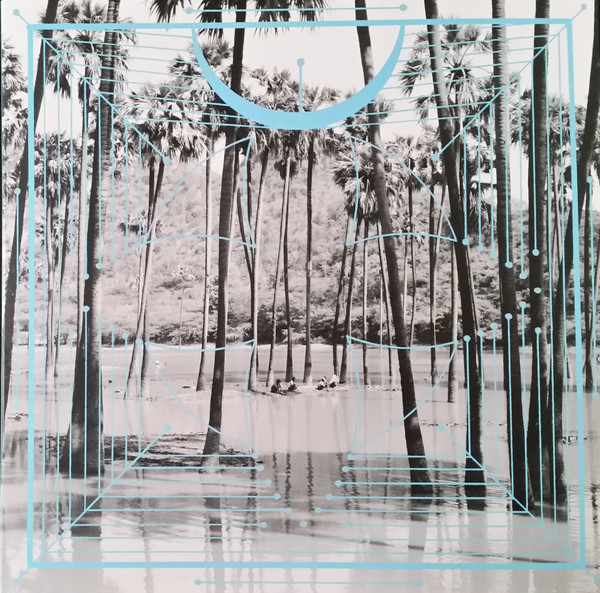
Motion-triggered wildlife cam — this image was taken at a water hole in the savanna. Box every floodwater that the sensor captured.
[1,344,599,592]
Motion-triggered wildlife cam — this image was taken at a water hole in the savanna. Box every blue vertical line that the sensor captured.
[84,307,88,507]
[489,104,496,259]
[465,336,471,454]
[56,56,64,407]
[463,136,468,245]
[138,136,143,247]
[110,110,116,262]
[589,178,598,396]
[530,64,538,254]
[83,81,89,281]
[138,340,143,455]
[111,327,116,481]
[536,327,543,514]
[98,315,103,491]
[123,335,129,463]
[69,68,75,255]
[68,331,74,525]
[518,79,525,278]
[97,93,103,268]
[491,323,499,480]
[42,38,48,555]
[477,115,482,251]
[478,330,485,466]
[504,88,510,269]
[124,122,129,253]
[565,21,585,562]
[27,25,36,566]
[506,314,514,499]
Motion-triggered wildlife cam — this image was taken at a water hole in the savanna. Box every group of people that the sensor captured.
[270,377,298,395]
[269,373,339,395]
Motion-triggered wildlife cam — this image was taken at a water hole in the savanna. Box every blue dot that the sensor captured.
[520,301,526,309]
[136,339,143,345]
[164,424,171,431]
[265,479,272,486]
[251,451,259,459]
[477,330,484,337]
[505,313,513,320]
[342,466,349,472]
[347,453,354,459]
[195,579,202,585]
[300,520,308,527]
[335,480,342,487]
[15,188,21,196]
[297,58,305,67]
[314,507,322,514]
[257,465,264,471]
[122,332,129,339]
[400,4,408,10]
[260,522,268,528]
[185,7,195,13]
[582,3,588,9]
[532,249,539,256]
[431,154,440,162]
[326,494,333,500]
[535,327,542,335]
[505,261,513,269]
[96,262,102,269]
[519,272,527,280]
[273,493,281,500]
[84,273,89,280]
[163,157,170,165]
[534,287,542,294]
[83,306,90,313]
[462,238,469,246]
[588,175,594,183]
[464,336,471,343]
[13,9,20,16]
[490,323,498,330]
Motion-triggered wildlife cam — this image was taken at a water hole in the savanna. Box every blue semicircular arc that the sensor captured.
[191,24,405,131]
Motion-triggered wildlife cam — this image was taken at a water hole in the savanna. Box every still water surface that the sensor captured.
[2,345,599,592]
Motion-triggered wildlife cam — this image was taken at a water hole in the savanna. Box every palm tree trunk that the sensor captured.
[430,185,446,385]
[376,225,394,386]
[2,0,60,438]
[585,219,600,391]
[355,0,433,494]
[583,200,594,390]
[197,136,214,391]
[492,0,529,510]
[332,217,350,375]
[46,198,57,384]
[340,222,360,384]
[303,139,315,384]
[284,176,294,382]
[409,184,416,347]
[424,0,485,498]
[60,0,121,475]
[266,156,291,388]
[448,245,458,403]
[248,148,269,391]
[362,221,369,386]
[550,0,600,505]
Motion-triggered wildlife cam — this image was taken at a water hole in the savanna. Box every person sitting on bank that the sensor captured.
[316,376,328,391]
[329,373,339,388]
[287,377,298,393]
[271,379,283,394]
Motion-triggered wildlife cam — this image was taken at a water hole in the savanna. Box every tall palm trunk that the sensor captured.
[492,0,529,510]
[248,148,269,390]
[332,216,350,374]
[283,178,294,382]
[197,135,214,391]
[77,72,91,353]
[362,221,369,386]
[46,198,58,383]
[423,0,485,498]
[408,183,416,347]
[60,0,121,475]
[266,156,291,388]
[376,225,394,386]
[585,215,600,390]
[355,0,433,494]
[2,0,60,440]
[339,222,360,384]
[550,0,600,505]
[303,139,315,384]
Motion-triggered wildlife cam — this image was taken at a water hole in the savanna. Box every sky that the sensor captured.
[1,0,598,208]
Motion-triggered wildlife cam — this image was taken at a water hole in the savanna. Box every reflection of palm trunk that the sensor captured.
[333,217,350,375]
[340,222,360,384]
[266,156,291,388]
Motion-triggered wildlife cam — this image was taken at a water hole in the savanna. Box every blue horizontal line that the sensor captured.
[85,508,290,513]
[100,494,278,499]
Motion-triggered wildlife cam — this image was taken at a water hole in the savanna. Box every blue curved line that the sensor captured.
[347,336,460,351]
[191,27,405,131]
[347,231,457,247]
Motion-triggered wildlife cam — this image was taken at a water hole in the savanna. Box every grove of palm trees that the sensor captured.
[1,0,600,590]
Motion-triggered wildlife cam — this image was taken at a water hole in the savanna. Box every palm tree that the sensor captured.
[491,0,529,510]
[168,40,232,391]
[125,81,205,399]
[2,0,60,442]
[150,0,326,463]
[301,84,339,384]
[422,0,485,499]
[354,0,433,495]
[550,0,600,505]
[61,0,121,475]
